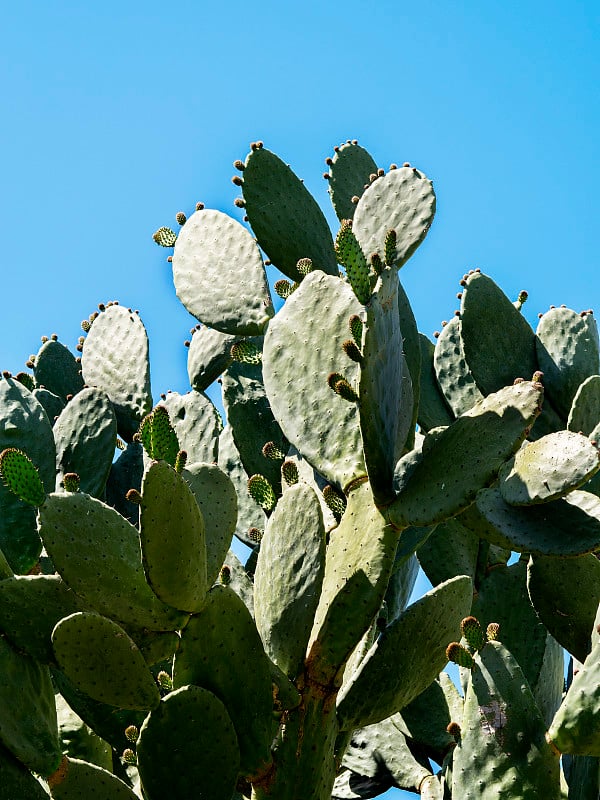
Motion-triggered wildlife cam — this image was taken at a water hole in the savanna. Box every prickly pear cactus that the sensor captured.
[0,139,598,800]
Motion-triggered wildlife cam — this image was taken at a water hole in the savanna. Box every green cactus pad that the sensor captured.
[254,483,326,678]
[433,315,483,416]
[352,165,435,269]
[48,756,139,800]
[136,685,240,800]
[335,220,372,305]
[0,635,61,777]
[336,575,472,731]
[0,448,46,506]
[217,425,266,547]
[81,305,152,441]
[327,140,379,221]
[568,374,600,436]
[34,340,84,402]
[39,492,188,631]
[536,307,600,419]
[140,460,207,613]
[105,441,143,525]
[222,355,286,494]
[56,694,114,772]
[416,333,455,431]
[471,561,564,727]
[187,325,238,391]
[160,390,221,464]
[53,388,117,497]
[388,381,543,528]
[263,270,366,490]
[459,271,538,395]
[172,208,274,336]
[358,268,405,503]
[0,739,52,800]
[498,431,600,505]
[452,640,561,799]
[137,405,179,465]
[173,585,273,776]
[416,517,480,587]
[33,387,66,423]
[0,575,88,664]
[240,145,338,281]
[181,462,237,587]
[52,613,160,711]
[396,280,421,451]
[467,488,600,557]
[306,481,400,686]
[527,554,600,662]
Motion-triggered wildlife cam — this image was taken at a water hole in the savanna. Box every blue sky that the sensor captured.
[1,2,598,796]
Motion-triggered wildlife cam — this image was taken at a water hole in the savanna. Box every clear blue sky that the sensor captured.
[1,3,598,796]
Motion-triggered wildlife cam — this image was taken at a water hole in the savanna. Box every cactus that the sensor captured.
[0,140,598,800]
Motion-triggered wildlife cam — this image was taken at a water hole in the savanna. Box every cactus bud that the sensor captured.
[219,565,232,585]
[327,372,346,391]
[342,339,363,363]
[296,257,313,276]
[233,159,245,171]
[446,721,461,739]
[262,441,285,461]
[274,279,296,299]
[461,616,485,651]
[486,622,500,641]
[513,289,528,310]
[335,220,371,305]
[15,372,35,392]
[231,340,262,364]
[248,474,277,511]
[332,378,359,403]
[137,406,180,466]
[247,527,264,544]
[152,227,177,247]
[122,748,137,765]
[63,473,80,493]
[349,314,363,347]
[174,450,188,474]
[322,485,347,522]
[126,489,142,505]
[195,202,205,211]
[370,252,383,276]
[384,229,397,266]
[125,725,139,743]
[446,642,474,669]
[175,212,187,226]
[281,460,299,486]
[156,671,173,691]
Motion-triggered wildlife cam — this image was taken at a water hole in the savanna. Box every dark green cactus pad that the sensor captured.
[217,425,266,547]
[352,165,436,269]
[172,208,274,335]
[0,447,46,506]
[263,270,366,490]
[334,716,433,797]
[52,613,160,711]
[527,554,600,662]
[55,693,114,772]
[222,355,286,494]
[498,431,600,505]
[452,641,561,799]
[358,268,405,504]
[240,145,338,282]
[81,305,152,441]
[0,739,51,800]
[471,561,563,727]
[388,380,543,528]
[53,388,117,497]
[536,307,600,419]
[33,387,66,422]
[136,685,240,800]
[187,325,238,391]
[51,668,146,754]
[129,628,179,666]
[160,390,221,464]
[39,492,188,631]
[0,547,12,579]
[416,333,454,432]
[397,673,464,765]
[327,140,379,222]
[254,483,325,678]
[397,280,421,451]
[34,340,84,401]
[0,488,40,573]
[433,315,483,416]
[306,481,399,686]
[182,462,237,587]
[383,551,420,625]
[466,487,600,557]
[140,460,207,613]
[416,517,480,587]
[174,585,273,776]
[137,405,179,466]
[459,271,538,395]
[105,441,143,525]
[568,374,600,436]
[48,756,139,800]
[0,635,61,777]
[336,575,472,731]
[562,754,600,800]
[0,574,88,664]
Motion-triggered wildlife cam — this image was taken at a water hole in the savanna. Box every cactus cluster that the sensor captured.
[0,139,598,799]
